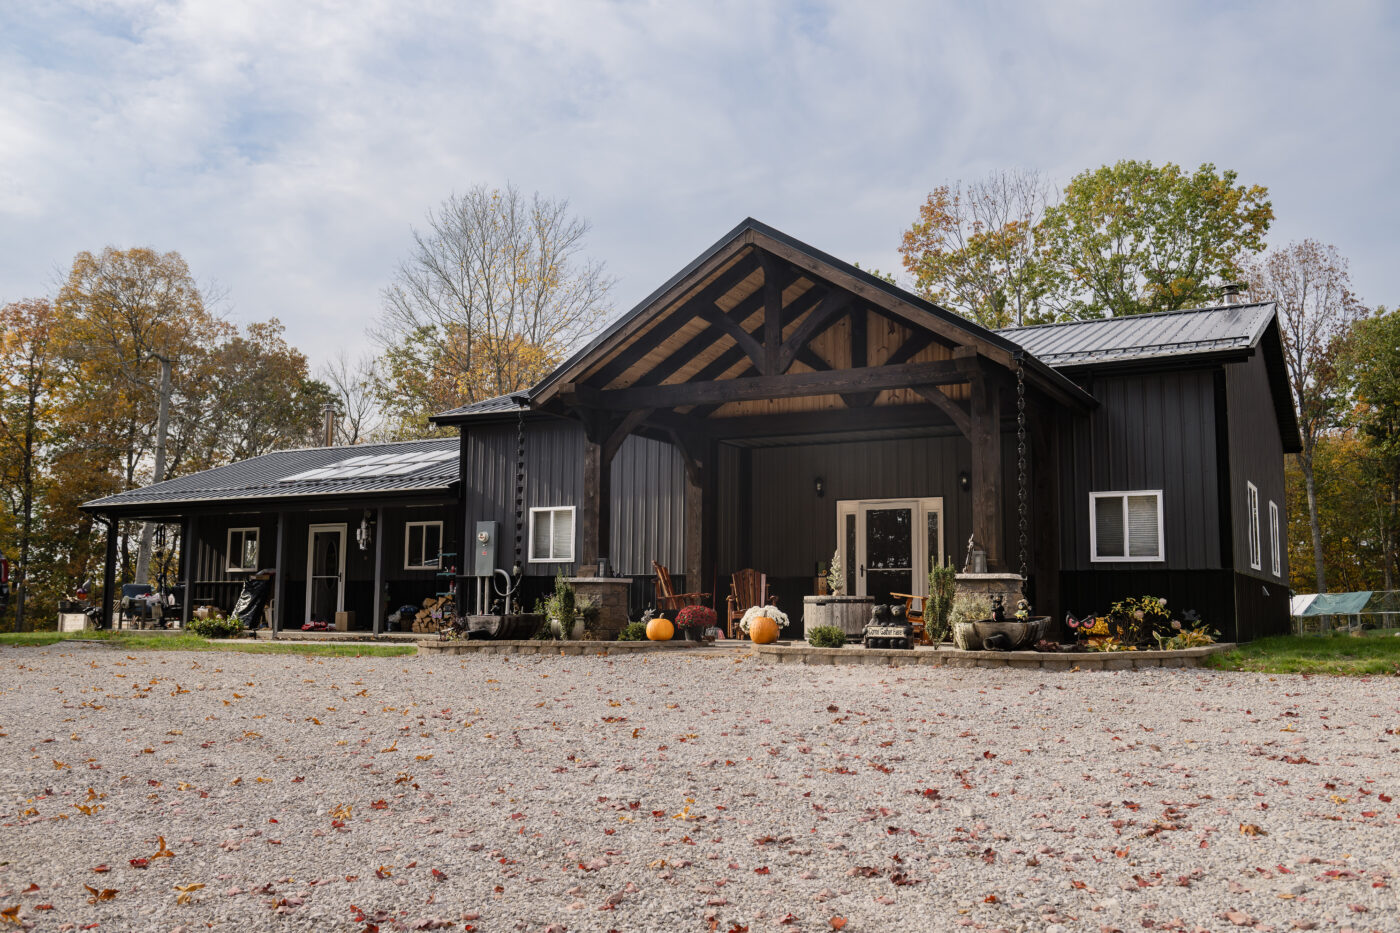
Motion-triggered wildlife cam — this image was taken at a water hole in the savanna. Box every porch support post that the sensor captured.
[180,515,196,626]
[683,459,705,596]
[100,516,117,630]
[968,370,1005,570]
[373,506,385,635]
[272,512,286,637]
[580,434,612,572]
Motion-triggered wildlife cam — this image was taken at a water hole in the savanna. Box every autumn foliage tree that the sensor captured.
[373,184,613,434]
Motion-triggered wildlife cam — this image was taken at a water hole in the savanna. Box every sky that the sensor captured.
[2,0,1397,371]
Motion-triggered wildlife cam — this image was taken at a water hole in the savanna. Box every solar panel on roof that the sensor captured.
[277,446,456,483]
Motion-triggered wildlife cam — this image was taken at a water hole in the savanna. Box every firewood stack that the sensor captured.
[411,595,454,634]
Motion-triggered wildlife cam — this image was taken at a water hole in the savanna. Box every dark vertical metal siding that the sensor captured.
[464,419,686,579]
[715,444,743,574]
[609,434,686,575]
[1226,354,1289,585]
[1059,369,1221,572]
[745,434,977,579]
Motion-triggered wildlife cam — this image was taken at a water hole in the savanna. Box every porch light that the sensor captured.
[958,470,971,492]
[814,476,825,498]
[356,511,374,551]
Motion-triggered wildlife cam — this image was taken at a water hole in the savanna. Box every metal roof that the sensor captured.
[997,302,1277,368]
[432,393,529,423]
[82,437,458,514]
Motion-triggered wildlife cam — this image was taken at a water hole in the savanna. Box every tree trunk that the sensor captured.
[1300,452,1327,594]
[135,356,173,586]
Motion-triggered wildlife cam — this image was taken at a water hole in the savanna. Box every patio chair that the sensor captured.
[652,560,709,614]
[890,593,930,645]
[726,568,779,639]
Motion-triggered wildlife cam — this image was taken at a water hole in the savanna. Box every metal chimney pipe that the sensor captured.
[322,402,337,447]
[1220,282,1246,305]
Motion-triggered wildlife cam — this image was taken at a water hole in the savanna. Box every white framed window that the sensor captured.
[1269,499,1281,577]
[1247,482,1261,571]
[528,507,575,563]
[1089,491,1164,562]
[226,527,260,572]
[405,521,443,570]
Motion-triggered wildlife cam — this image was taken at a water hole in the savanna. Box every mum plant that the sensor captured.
[675,604,717,635]
[739,604,789,636]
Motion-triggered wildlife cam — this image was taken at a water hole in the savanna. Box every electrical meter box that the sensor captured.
[473,521,499,576]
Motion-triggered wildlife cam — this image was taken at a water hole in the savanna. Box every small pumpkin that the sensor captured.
[748,614,780,644]
[646,616,674,641]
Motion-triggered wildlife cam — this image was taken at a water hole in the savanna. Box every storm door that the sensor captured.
[835,498,944,602]
[305,524,346,625]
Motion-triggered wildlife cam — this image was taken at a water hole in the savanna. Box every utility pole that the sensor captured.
[134,354,173,588]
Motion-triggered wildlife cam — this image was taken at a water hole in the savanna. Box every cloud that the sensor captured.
[2,0,1397,369]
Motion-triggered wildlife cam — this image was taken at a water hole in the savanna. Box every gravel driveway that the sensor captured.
[0,644,1396,932]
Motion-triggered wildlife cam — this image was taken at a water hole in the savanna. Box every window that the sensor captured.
[1247,482,1261,571]
[405,521,443,570]
[529,507,575,562]
[1269,499,1281,577]
[1089,491,1163,562]
[226,527,259,572]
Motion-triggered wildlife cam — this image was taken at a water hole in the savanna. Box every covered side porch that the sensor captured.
[528,219,1094,629]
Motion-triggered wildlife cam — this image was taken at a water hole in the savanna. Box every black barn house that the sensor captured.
[84,219,1300,640]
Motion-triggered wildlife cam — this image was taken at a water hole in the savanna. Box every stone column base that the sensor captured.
[955,572,1025,609]
[566,577,631,639]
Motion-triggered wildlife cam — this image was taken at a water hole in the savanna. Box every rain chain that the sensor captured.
[1016,358,1029,597]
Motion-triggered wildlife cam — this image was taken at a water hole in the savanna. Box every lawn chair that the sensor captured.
[726,568,779,639]
[652,560,709,614]
[890,593,930,645]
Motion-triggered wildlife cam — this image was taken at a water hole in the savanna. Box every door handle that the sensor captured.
[860,564,865,577]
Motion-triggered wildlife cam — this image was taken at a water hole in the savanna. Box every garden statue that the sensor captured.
[991,594,1005,623]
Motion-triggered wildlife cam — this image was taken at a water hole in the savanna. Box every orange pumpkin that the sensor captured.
[646,616,674,641]
[748,614,780,644]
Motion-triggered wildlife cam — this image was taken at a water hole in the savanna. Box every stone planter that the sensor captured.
[953,616,1051,650]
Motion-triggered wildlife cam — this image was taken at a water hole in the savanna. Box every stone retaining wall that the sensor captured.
[752,643,1231,670]
[419,639,701,657]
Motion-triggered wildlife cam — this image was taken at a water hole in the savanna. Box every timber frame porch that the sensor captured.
[517,219,1095,612]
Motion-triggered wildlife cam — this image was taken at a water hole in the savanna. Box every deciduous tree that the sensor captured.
[373,184,613,434]
[898,170,1056,328]
[1243,240,1366,593]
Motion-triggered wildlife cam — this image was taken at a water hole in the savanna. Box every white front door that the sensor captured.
[835,498,944,601]
[306,524,346,625]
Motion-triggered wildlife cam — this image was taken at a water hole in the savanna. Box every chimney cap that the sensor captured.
[1219,282,1247,305]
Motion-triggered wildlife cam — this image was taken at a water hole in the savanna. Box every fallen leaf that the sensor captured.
[829,919,847,931]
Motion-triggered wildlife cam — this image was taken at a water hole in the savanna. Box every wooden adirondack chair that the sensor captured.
[726,568,779,639]
[652,560,709,613]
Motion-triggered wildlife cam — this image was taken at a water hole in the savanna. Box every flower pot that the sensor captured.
[680,626,702,642]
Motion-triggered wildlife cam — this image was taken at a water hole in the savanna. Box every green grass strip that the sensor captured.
[0,630,415,657]
[1205,630,1400,676]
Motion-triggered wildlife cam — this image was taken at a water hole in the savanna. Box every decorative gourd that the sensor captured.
[646,616,674,641]
[748,614,780,644]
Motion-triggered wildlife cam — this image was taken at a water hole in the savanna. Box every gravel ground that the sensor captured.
[0,644,1397,933]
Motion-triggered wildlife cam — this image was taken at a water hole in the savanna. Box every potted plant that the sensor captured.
[740,604,789,643]
[674,604,717,642]
[826,549,844,596]
[926,560,957,645]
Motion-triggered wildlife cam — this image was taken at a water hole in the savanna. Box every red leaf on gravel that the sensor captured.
[829,919,847,931]
[431,869,446,881]
[92,865,111,873]
[754,866,770,875]
[129,858,149,869]
[371,800,388,810]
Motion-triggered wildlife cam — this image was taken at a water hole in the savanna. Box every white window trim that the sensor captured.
[1088,490,1165,563]
[226,527,260,573]
[1247,482,1262,571]
[528,506,576,563]
[404,520,443,571]
[1269,499,1281,577]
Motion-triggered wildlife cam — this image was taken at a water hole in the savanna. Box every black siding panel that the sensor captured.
[610,434,686,576]
[1226,354,1289,585]
[1060,569,1238,641]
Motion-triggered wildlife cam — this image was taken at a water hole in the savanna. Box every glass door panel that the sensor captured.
[862,505,913,602]
[307,525,344,624]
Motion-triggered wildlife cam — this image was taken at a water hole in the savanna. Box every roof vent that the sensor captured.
[1219,282,1246,306]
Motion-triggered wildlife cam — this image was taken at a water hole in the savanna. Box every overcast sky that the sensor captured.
[2,1,1396,369]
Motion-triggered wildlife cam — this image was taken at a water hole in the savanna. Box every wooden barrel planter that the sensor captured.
[803,595,875,641]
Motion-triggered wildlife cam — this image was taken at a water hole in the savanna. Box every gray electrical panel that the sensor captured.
[473,521,499,576]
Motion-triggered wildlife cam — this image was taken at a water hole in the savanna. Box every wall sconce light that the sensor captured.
[356,510,374,551]
[958,470,971,492]
[814,476,825,498]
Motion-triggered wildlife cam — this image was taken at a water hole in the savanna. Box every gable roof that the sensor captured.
[433,393,529,423]
[82,437,458,516]
[997,302,1277,368]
